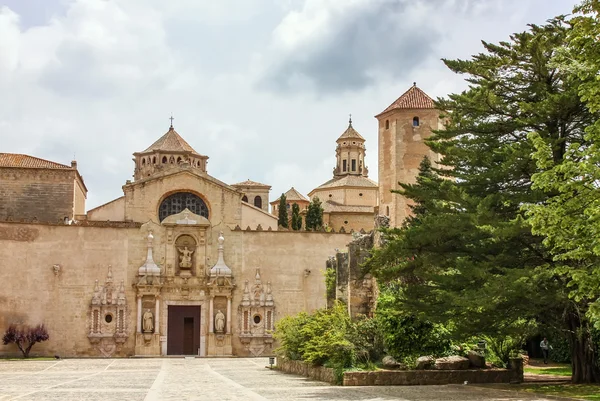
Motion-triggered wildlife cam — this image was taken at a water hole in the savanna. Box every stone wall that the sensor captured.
[0,168,79,223]
[343,359,524,386]
[276,358,337,384]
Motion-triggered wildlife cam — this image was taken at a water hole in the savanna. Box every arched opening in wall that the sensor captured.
[177,157,182,163]
[159,192,209,221]
[351,159,356,171]
[386,206,390,216]
[343,160,347,172]
[153,156,156,164]
[385,120,389,130]
[242,195,248,202]
[142,158,146,165]
[162,156,167,164]
[169,156,175,164]
[413,116,420,127]
[254,196,262,209]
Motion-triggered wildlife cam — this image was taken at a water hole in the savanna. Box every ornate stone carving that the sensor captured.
[178,246,194,269]
[88,266,128,357]
[238,268,275,356]
[142,310,154,333]
[214,310,225,333]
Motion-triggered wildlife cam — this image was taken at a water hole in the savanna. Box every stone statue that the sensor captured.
[142,309,154,333]
[178,246,194,269]
[214,310,225,333]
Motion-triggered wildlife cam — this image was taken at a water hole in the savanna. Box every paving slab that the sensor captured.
[0,358,561,400]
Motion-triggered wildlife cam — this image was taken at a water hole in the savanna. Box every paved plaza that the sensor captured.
[0,358,559,401]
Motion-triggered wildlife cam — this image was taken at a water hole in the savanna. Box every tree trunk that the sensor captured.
[565,309,600,383]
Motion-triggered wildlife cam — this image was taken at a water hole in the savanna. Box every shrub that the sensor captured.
[2,324,50,358]
[274,312,311,360]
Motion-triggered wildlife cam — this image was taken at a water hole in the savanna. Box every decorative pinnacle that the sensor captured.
[349,113,352,126]
[169,114,174,129]
[413,82,417,86]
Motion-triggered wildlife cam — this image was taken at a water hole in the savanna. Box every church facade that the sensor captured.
[0,84,440,358]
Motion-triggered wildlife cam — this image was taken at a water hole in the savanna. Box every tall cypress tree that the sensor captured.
[277,194,288,228]
[366,18,599,382]
[306,197,323,231]
[291,203,302,230]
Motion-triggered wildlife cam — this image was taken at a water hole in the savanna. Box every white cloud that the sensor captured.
[0,0,578,212]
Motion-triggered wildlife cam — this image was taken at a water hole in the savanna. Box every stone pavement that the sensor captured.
[0,358,560,400]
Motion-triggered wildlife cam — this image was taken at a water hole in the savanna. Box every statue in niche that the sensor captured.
[215,310,225,333]
[142,309,154,333]
[178,246,194,269]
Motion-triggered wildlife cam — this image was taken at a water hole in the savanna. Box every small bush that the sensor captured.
[3,324,50,358]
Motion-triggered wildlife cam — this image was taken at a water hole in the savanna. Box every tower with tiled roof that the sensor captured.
[334,116,369,178]
[231,179,271,212]
[132,122,209,181]
[375,83,442,227]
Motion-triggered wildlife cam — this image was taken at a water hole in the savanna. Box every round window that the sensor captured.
[359,193,363,196]
[253,314,262,324]
[344,221,349,224]
[105,314,113,323]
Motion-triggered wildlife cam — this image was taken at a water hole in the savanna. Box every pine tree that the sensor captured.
[366,18,600,382]
[278,194,288,228]
[291,203,302,231]
[305,197,323,231]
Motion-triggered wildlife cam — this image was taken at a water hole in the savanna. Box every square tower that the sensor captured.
[376,83,442,227]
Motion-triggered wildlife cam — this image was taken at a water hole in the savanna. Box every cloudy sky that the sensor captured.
[0,0,575,210]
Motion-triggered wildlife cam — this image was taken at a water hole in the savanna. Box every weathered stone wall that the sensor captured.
[343,367,521,386]
[0,168,79,223]
[377,108,442,227]
[87,196,125,221]
[276,358,337,384]
[327,213,374,233]
[240,203,278,230]
[0,222,136,358]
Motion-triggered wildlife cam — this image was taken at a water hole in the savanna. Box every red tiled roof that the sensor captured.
[142,127,202,155]
[0,153,72,169]
[232,179,271,188]
[271,187,310,204]
[377,84,435,116]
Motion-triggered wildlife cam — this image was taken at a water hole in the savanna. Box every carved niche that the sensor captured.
[88,265,128,357]
[175,234,196,276]
[238,268,275,356]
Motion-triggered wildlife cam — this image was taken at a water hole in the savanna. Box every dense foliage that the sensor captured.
[291,203,302,230]
[364,16,600,383]
[2,324,50,358]
[305,197,324,231]
[277,194,288,228]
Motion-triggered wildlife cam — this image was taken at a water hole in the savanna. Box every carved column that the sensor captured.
[226,296,232,334]
[137,296,142,333]
[209,297,214,333]
[155,296,160,335]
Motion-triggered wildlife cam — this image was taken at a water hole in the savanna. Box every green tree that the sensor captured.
[291,203,302,230]
[277,193,288,228]
[525,1,600,382]
[305,197,324,231]
[366,18,600,382]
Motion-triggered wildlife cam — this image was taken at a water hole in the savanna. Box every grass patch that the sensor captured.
[524,365,572,377]
[520,383,600,400]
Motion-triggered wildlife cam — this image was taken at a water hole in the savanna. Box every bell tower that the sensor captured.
[333,116,369,178]
[375,83,442,227]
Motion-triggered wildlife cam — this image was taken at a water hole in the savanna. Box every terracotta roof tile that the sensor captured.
[0,153,72,169]
[377,84,435,116]
[232,179,271,188]
[312,175,378,191]
[322,200,375,214]
[142,127,202,155]
[271,187,310,204]
[337,119,365,142]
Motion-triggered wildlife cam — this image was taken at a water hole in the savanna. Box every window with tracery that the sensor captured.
[159,192,209,221]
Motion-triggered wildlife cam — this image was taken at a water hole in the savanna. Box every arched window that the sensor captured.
[169,156,175,164]
[159,192,209,221]
[242,195,248,202]
[162,156,167,163]
[386,206,390,216]
[413,116,420,127]
[152,156,156,164]
[142,158,146,165]
[177,156,182,163]
[254,196,262,209]
[385,120,389,130]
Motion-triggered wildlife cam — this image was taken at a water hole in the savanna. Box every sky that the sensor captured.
[0,0,576,210]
